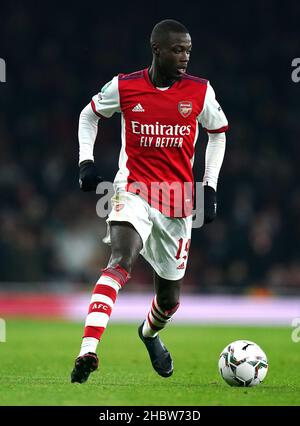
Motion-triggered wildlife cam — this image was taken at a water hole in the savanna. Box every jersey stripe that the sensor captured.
[119,70,144,80]
[183,74,208,85]
[205,125,229,133]
[91,99,107,118]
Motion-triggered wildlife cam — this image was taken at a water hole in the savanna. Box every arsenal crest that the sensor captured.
[178,101,193,118]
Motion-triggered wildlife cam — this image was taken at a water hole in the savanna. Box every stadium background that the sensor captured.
[0,0,300,322]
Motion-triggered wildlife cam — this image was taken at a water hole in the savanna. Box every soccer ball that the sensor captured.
[218,340,268,387]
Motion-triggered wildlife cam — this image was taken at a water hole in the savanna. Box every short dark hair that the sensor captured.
[150,19,189,45]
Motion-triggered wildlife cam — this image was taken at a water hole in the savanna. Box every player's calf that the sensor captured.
[72,263,130,384]
[79,263,130,355]
[142,295,179,338]
[138,296,179,377]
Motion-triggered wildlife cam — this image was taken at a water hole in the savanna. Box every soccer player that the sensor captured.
[71,19,228,383]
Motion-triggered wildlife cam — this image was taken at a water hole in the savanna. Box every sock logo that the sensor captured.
[92,303,109,311]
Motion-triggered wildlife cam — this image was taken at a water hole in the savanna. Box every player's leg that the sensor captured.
[78,221,142,354]
[143,272,182,338]
[138,212,192,377]
[107,221,143,272]
[138,273,182,377]
[71,222,143,383]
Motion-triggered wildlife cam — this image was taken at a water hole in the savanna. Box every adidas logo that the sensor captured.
[177,262,185,270]
[132,103,145,112]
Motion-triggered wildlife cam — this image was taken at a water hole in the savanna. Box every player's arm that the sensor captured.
[78,76,120,191]
[197,82,228,223]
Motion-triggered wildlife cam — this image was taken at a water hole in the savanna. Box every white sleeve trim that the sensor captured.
[78,103,99,164]
[202,132,226,190]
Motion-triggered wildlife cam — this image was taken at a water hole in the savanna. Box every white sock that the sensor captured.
[142,319,158,338]
[79,337,99,357]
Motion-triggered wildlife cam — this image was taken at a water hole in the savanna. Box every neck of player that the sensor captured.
[148,64,176,88]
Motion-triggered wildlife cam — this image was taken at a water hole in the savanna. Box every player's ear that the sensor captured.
[151,42,160,56]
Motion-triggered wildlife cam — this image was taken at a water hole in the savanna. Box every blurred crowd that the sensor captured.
[0,1,300,294]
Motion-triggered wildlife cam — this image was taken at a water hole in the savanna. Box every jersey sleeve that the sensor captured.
[90,76,121,118]
[197,82,229,133]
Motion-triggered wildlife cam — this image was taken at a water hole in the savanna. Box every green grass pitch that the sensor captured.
[0,319,299,406]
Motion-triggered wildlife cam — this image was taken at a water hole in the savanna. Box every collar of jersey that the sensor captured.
[144,68,180,92]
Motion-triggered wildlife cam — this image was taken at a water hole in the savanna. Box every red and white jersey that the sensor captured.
[91,68,228,217]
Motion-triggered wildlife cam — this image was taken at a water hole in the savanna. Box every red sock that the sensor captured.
[142,295,180,338]
[83,264,130,340]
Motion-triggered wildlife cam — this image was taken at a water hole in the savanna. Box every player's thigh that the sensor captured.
[109,221,143,263]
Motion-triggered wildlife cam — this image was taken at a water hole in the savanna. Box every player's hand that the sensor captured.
[204,185,217,224]
[79,160,103,192]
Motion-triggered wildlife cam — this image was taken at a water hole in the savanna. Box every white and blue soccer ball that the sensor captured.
[218,340,268,387]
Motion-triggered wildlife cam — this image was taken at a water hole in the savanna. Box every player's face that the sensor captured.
[158,32,192,80]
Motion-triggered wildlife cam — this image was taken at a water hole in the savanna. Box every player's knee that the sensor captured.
[157,296,180,312]
[109,254,135,274]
